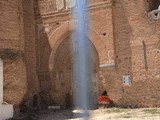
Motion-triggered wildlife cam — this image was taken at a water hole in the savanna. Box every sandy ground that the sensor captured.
[33,108,160,120]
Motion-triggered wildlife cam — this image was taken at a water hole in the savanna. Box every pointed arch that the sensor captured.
[48,20,107,71]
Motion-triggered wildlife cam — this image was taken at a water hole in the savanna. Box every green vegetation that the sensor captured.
[143,109,160,114]
[123,115,131,118]
[106,108,129,113]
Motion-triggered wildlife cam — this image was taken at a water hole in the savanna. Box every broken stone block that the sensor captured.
[0,103,14,120]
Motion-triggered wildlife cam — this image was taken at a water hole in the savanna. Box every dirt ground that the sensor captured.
[30,108,160,120]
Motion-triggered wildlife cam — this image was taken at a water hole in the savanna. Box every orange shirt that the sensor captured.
[98,96,110,104]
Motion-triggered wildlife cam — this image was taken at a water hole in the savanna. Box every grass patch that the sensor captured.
[123,115,131,118]
[143,109,160,114]
[106,108,129,113]
[122,113,133,118]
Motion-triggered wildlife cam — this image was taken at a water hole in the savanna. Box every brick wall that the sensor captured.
[0,0,27,112]
[22,0,40,95]
[107,0,160,107]
[34,0,160,107]
[34,0,115,107]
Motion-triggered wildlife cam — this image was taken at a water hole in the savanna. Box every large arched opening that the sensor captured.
[49,32,100,109]
[45,21,109,109]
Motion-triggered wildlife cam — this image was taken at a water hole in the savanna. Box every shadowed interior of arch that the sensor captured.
[49,32,100,109]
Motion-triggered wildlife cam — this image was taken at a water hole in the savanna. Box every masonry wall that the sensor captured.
[22,0,40,98]
[34,0,115,107]
[104,0,160,107]
[8,0,159,109]
[34,0,114,72]
[34,0,160,108]
[1,0,159,111]
[0,0,41,114]
[34,0,109,15]
[0,0,27,112]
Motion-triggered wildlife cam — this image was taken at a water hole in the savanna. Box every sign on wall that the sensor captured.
[123,75,131,86]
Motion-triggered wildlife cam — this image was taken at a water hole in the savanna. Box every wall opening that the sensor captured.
[50,33,99,109]
[33,95,39,108]
[147,0,160,11]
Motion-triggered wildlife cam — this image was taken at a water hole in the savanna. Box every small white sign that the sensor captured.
[123,75,131,86]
